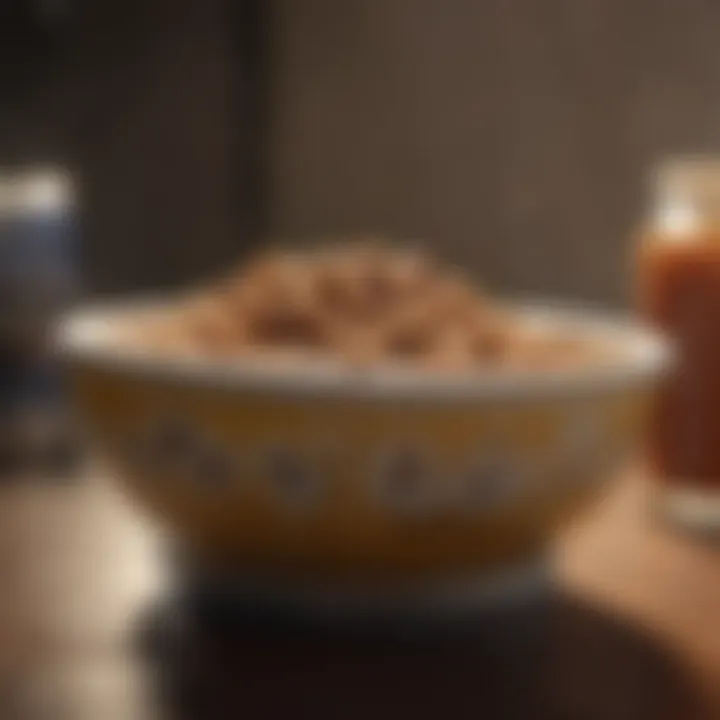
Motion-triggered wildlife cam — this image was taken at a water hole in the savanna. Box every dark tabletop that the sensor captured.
[0,470,714,719]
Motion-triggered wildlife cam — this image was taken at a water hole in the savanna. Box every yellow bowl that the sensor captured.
[58,300,669,585]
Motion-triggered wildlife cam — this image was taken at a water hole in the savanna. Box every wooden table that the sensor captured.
[0,469,715,719]
[558,473,720,714]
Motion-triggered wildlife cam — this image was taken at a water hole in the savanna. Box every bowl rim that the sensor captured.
[56,296,672,403]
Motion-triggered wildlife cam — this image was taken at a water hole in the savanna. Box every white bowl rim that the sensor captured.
[56,296,672,403]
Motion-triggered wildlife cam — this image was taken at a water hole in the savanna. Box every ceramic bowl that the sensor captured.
[58,300,669,585]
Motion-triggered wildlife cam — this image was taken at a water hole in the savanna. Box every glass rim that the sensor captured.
[0,165,74,215]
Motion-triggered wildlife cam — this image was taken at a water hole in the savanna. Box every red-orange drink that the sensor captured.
[639,158,720,532]
[640,239,720,482]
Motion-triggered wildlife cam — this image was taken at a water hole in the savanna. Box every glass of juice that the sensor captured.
[638,157,720,534]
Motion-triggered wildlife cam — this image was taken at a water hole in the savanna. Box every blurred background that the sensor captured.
[6,0,720,302]
[1,2,720,717]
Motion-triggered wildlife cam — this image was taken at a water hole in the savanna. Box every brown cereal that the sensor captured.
[381,303,440,358]
[466,310,513,364]
[183,295,243,356]
[333,325,387,367]
[427,325,477,371]
[130,243,595,371]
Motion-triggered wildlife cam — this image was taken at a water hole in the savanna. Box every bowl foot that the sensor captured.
[147,554,554,646]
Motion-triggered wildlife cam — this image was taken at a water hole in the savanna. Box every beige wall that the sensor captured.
[69,0,237,294]
[0,1,239,294]
[267,0,720,305]
[7,0,720,303]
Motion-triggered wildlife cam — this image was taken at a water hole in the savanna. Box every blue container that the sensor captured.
[0,168,78,343]
[0,167,80,475]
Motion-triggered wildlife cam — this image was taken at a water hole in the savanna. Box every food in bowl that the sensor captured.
[58,242,670,585]
[121,243,610,372]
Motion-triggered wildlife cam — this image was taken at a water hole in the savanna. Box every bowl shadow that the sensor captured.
[138,571,708,720]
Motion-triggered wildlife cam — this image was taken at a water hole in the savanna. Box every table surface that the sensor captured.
[0,468,716,719]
